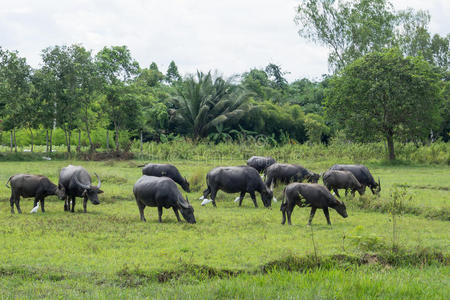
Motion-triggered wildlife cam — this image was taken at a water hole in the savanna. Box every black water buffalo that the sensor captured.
[201,166,273,208]
[6,174,66,214]
[322,170,365,198]
[133,175,196,223]
[58,165,103,213]
[280,183,348,225]
[246,156,276,173]
[264,163,320,189]
[141,163,190,192]
[329,164,380,195]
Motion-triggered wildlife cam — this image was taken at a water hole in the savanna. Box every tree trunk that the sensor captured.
[106,130,109,150]
[84,107,94,152]
[386,131,395,160]
[10,130,13,152]
[46,130,49,154]
[76,129,81,153]
[140,130,143,154]
[13,128,17,153]
[29,128,34,152]
[114,123,120,152]
[64,128,71,153]
[49,129,53,154]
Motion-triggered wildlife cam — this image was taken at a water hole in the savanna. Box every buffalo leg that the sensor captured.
[210,189,218,207]
[158,206,163,223]
[249,191,258,208]
[308,207,317,225]
[238,191,245,207]
[202,187,210,199]
[280,202,287,225]
[71,197,76,213]
[136,200,146,222]
[286,204,294,225]
[345,189,349,196]
[15,196,22,214]
[172,207,181,222]
[64,197,69,211]
[40,198,45,212]
[83,196,87,213]
[10,194,15,214]
[333,188,341,198]
[323,207,331,225]
[351,189,356,197]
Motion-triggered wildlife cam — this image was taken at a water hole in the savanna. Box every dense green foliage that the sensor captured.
[0,0,448,158]
[326,49,442,160]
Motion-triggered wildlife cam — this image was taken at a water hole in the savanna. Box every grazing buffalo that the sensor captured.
[322,170,365,198]
[201,166,273,208]
[280,183,348,225]
[329,164,381,195]
[133,175,196,223]
[246,156,276,173]
[58,165,103,213]
[6,174,66,214]
[141,163,190,192]
[264,163,320,189]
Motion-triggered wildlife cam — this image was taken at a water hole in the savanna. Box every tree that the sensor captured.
[41,45,84,153]
[304,113,329,144]
[165,61,181,85]
[265,63,288,90]
[0,48,32,152]
[325,49,442,160]
[170,71,252,141]
[295,0,431,72]
[96,45,139,151]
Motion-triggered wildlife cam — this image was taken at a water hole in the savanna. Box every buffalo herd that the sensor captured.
[5,156,381,226]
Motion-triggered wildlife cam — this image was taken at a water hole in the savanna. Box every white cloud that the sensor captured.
[0,0,448,82]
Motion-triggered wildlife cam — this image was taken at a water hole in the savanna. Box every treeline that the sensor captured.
[0,0,448,160]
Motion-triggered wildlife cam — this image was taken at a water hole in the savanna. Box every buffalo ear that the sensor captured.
[97,189,104,194]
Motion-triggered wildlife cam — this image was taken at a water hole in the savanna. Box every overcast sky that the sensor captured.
[1,0,448,82]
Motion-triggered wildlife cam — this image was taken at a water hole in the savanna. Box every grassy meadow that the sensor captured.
[0,159,448,299]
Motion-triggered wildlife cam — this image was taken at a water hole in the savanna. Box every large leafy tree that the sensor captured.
[165,60,181,85]
[170,71,252,141]
[295,0,432,72]
[0,47,32,151]
[96,45,139,151]
[325,49,442,160]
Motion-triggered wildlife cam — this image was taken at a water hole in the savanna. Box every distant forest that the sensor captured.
[0,0,448,160]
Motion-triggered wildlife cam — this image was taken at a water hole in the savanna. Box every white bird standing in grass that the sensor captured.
[30,202,39,213]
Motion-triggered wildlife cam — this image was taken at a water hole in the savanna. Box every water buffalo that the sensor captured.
[58,165,103,213]
[322,170,365,198]
[246,156,276,173]
[280,183,348,225]
[264,163,320,189]
[133,175,196,223]
[6,174,66,214]
[141,163,190,192]
[329,164,380,195]
[201,166,273,208]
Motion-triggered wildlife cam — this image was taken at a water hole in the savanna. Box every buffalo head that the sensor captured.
[178,196,196,223]
[74,173,103,205]
[332,200,348,218]
[262,188,273,208]
[181,177,191,193]
[56,184,67,200]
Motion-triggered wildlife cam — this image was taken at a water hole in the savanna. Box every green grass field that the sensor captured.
[0,160,448,299]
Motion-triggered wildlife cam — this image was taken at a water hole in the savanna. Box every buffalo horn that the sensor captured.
[179,195,189,208]
[95,173,101,188]
[73,175,90,190]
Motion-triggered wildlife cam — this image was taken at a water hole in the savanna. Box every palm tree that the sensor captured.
[170,71,252,141]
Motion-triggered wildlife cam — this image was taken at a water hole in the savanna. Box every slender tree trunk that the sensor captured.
[13,128,17,153]
[114,122,120,152]
[76,129,81,153]
[49,129,53,154]
[46,130,49,154]
[386,131,395,161]
[106,130,109,150]
[84,107,94,152]
[64,128,71,153]
[10,130,13,152]
[140,130,143,154]
[29,128,34,152]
